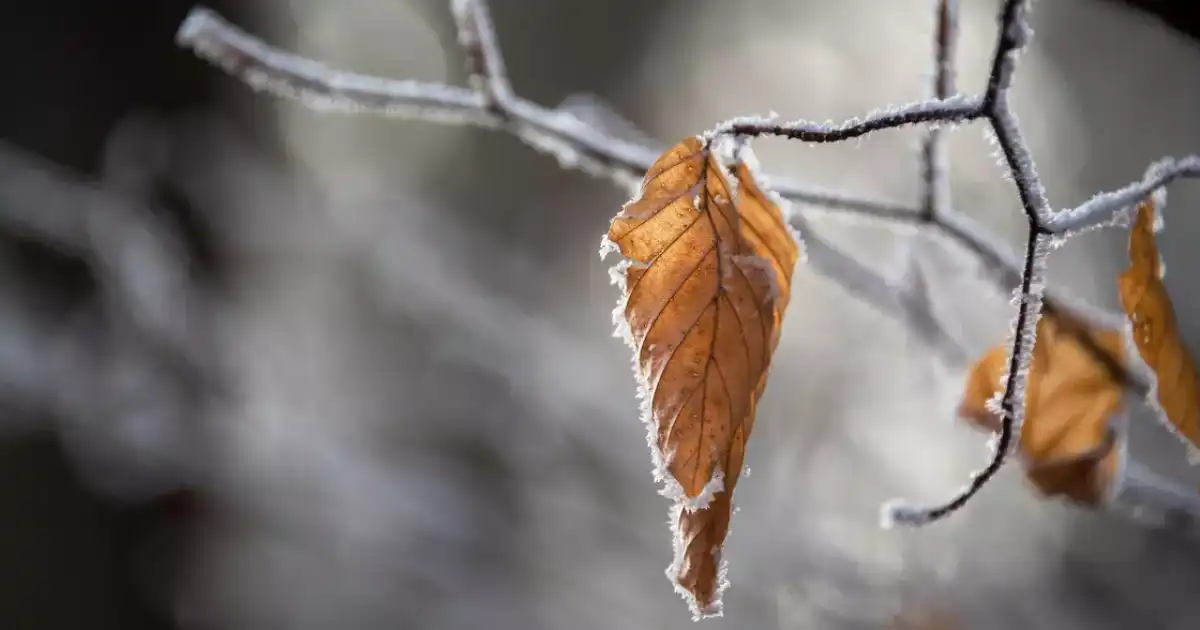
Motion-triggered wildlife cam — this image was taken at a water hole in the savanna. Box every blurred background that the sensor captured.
[2,0,1200,628]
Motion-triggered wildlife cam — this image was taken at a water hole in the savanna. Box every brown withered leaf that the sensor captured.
[1118,198,1200,450]
[959,315,1124,505]
[603,137,798,618]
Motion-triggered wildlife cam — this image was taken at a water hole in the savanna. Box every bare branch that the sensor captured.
[449,0,513,112]
[174,5,984,347]
[173,4,1000,374]
[1049,156,1200,234]
[713,96,983,144]
[919,0,958,220]
[884,0,1052,527]
[708,0,1135,528]
[0,139,208,499]
[176,7,498,124]
[793,215,969,366]
[892,236,968,364]
[174,7,932,215]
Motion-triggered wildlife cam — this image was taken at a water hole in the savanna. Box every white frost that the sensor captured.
[733,253,783,305]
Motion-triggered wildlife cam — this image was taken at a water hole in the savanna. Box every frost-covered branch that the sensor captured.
[920,0,957,220]
[712,96,983,143]
[175,0,1195,529]
[173,3,988,369]
[1049,155,1200,234]
[174,3,1118,369]
[709,0,1152,526]
[880,0,1183,525]
[792,213,969,365]
[449,0,513,113]
[692,0,1050,526]
[879,0,1050,526]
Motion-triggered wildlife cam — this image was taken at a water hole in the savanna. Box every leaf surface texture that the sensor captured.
[605,137,798,617]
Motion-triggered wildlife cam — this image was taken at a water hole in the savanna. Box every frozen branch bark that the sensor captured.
[449,0,512,113]
[1050,156,1200,234]
[920,0,957,221]
[173,0,1200,531]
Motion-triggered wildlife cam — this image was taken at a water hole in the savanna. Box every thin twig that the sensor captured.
[920,0,957,221]
[174,6,926,219]
[700,0,1168,525]
[449,0,512,114]
[884,0,1050,526]
[791,211,970,364]
[712,96,984,142]
[1050,156,1200,234]
[685,0,1094,525]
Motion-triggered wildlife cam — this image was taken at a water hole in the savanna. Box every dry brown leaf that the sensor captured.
[959,315,1124,505]
[1118,198,1200,451]
[603,136,798,618]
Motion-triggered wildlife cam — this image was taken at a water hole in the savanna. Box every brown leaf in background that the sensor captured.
[604,137,797,618]
[959,315,1124,505]
[1118,198,1200,450]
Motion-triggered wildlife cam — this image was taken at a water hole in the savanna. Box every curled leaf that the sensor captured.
[602,137,797,618]
[1118,198,1200,452]
[959,315,1124,505]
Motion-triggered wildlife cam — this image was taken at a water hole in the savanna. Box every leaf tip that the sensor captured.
[665,531,729,621]
[673,585,726,622]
